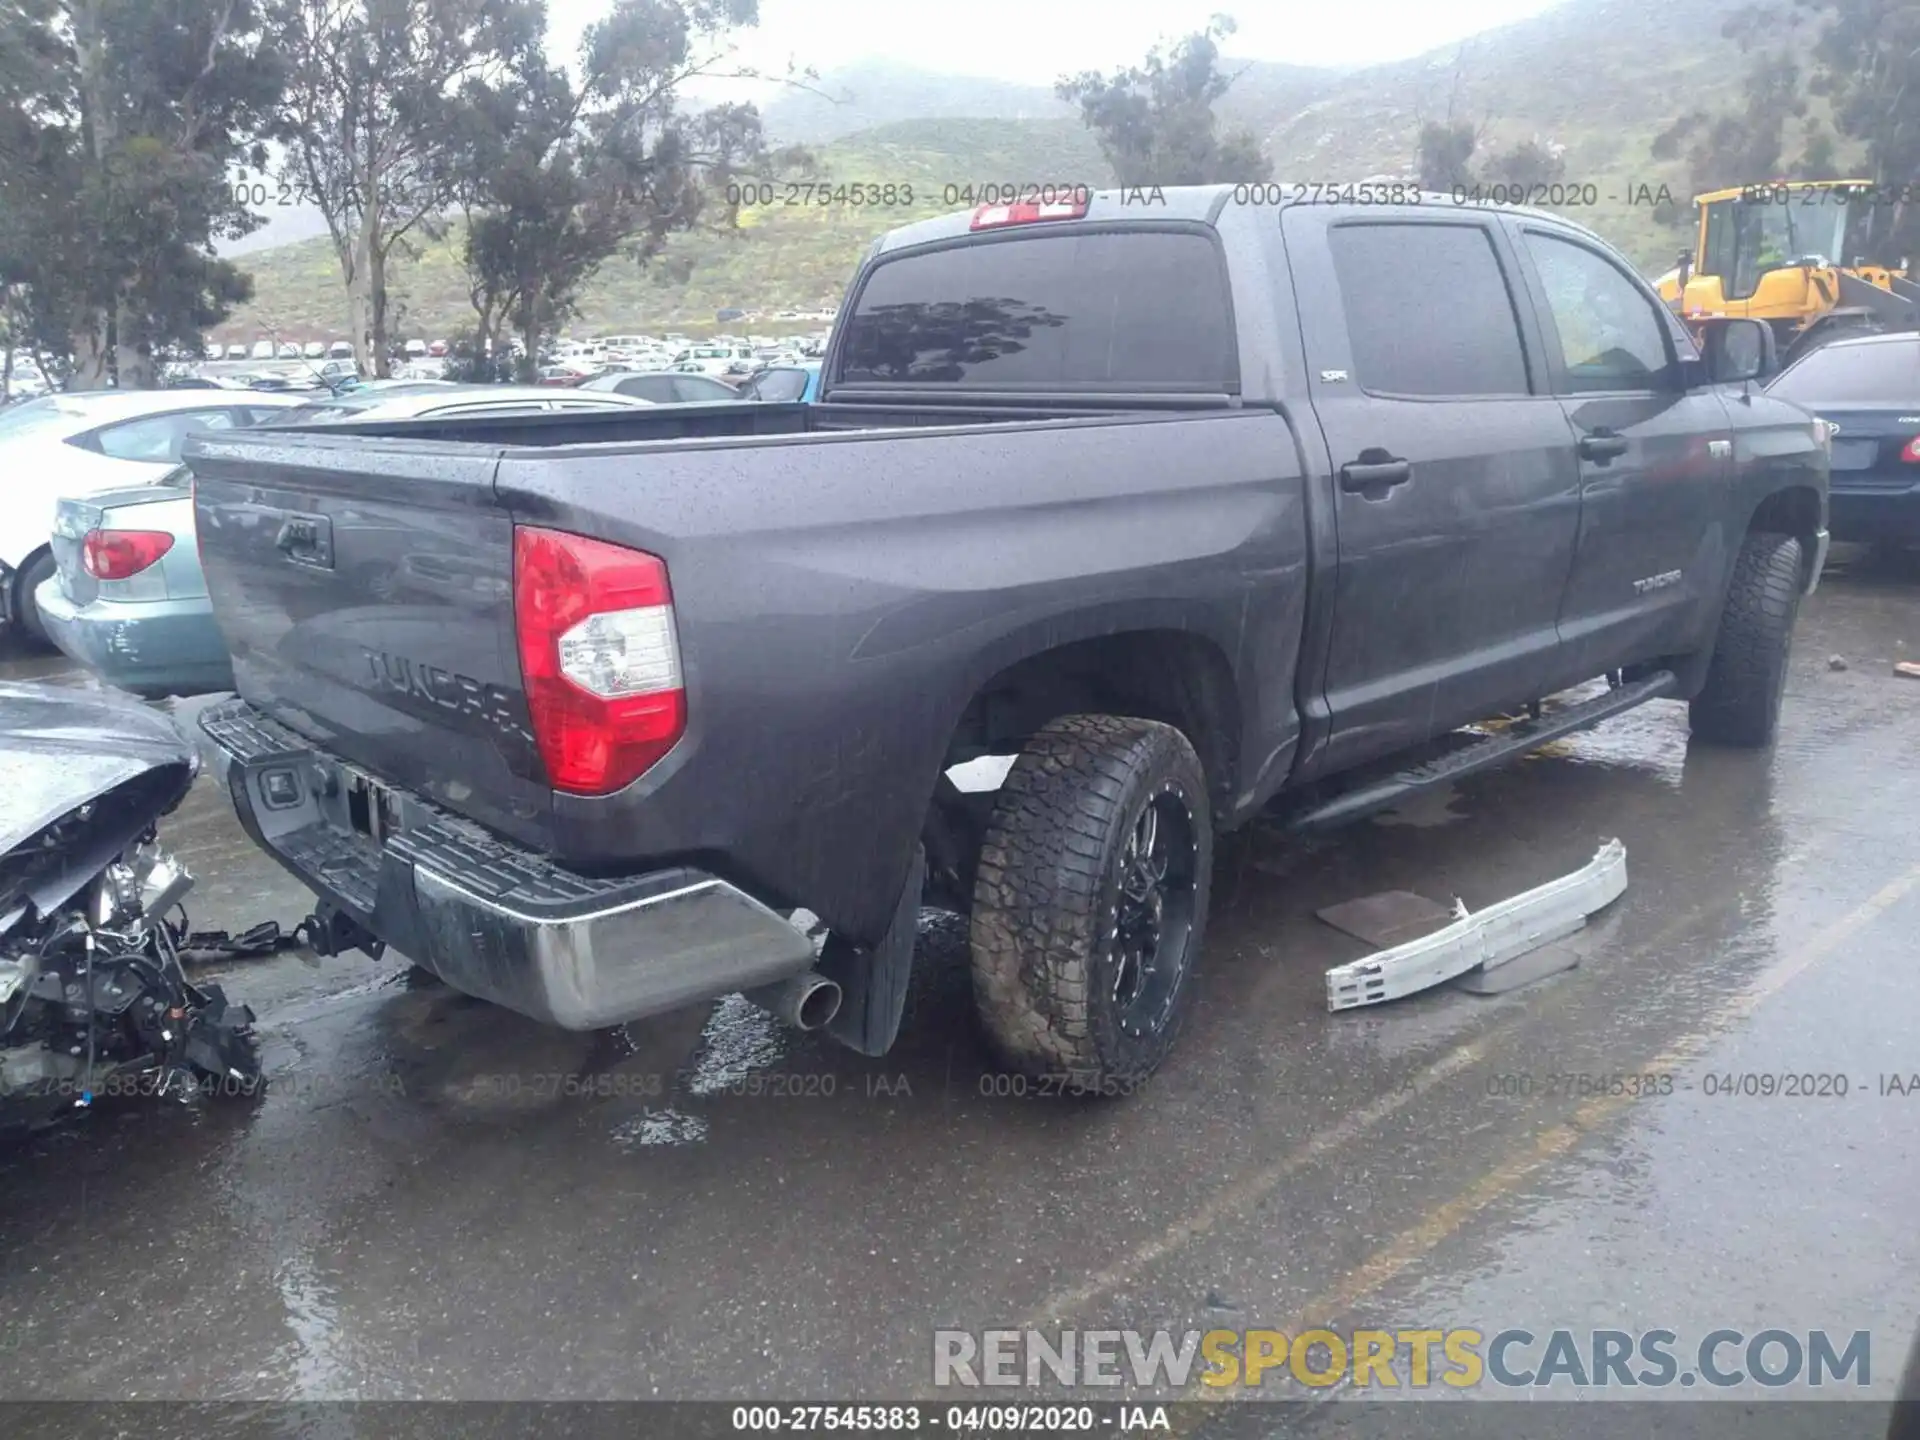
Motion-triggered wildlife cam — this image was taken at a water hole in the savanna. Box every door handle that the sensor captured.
[1339,456,1413,493]
[1577,431,1630,462]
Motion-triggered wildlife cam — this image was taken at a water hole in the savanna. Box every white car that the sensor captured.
[4,364,49,402]
[225,344,249,360]
[302,341,326,359]
[672,345,743,377]
[327,340,354,359]
[0,389,309,643]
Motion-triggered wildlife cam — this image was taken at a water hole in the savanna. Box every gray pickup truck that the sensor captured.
[186,187,1829,1089]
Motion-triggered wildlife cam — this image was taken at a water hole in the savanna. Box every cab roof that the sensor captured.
[865,182,1588,260]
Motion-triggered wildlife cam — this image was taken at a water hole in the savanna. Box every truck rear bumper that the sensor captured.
[198,699,816,1030]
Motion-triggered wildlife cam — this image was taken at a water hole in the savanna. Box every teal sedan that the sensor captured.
[736,362,821,402]
[35,470,233,698]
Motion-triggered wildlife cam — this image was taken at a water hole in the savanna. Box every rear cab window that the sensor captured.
[835,228,1238,394]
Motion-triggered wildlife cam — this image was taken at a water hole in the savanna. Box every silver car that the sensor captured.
[35,385,653,697]
[578,370,739,403]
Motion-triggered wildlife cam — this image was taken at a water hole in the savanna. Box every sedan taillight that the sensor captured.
[511,525,685,795]
[1901,436,1920,464]
[82,529,174,580]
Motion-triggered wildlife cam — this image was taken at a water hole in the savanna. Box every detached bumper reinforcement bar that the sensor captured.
[1326,839,1628,1012]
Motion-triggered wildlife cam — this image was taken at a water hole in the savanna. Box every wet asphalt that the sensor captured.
[2,547,1919,1418]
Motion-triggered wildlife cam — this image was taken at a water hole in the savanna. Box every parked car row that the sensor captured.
[3,384,652,694]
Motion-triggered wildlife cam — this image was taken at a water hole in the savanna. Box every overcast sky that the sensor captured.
[225,0,1564,255]
[546,0,1565,95]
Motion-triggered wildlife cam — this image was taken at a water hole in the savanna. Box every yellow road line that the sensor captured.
[1024,859,1793,1329]
[1026,1038,1488,1327]
[1182,859,1920,1412]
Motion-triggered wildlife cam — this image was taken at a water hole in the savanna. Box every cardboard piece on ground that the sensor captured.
[1451,936,1584,995]
[1895,661,1920,680]
[1316,890,1457,949]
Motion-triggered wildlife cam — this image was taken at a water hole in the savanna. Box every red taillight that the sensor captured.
[1902,436,1920,464]
[82,529,173,580]
[969,193,1091,229]
[511,525,685,795]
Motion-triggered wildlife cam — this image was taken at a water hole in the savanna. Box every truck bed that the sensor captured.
[268,394,1239,449]
[184,399,1311,947]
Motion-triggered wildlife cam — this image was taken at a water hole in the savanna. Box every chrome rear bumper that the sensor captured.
[199,699,816,1030]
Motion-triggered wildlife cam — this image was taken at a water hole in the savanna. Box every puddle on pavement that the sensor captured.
[682,993,788,1095]
[610,1108,710,1150]
[600,994,790,1151]
[275,1251,354,1398]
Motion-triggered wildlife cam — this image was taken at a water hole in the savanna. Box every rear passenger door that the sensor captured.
[1507,222,1735,681]
[1281,208,1584,778]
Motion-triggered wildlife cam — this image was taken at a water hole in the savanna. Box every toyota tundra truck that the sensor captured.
[185,187,1829,1087]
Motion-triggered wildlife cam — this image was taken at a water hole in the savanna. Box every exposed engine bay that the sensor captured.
[0,682,261,1138]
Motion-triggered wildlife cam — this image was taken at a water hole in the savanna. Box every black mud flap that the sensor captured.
[820,844,925,1057]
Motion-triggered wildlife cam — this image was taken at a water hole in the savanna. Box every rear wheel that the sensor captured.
[1689,531,1803,747]
[969,714,1211,1090]
[11,548,57,649]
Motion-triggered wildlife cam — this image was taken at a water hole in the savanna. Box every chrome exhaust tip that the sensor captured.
[745,970,843,1032]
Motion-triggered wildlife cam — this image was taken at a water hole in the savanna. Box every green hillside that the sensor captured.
[223,117,1114,343]
[1249,0,1841,265]
[222,0,1822,343]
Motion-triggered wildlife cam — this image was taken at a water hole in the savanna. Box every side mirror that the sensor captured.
[1697,316,1775,385]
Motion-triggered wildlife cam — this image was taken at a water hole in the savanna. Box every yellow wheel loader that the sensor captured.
[1654,180,1920,366]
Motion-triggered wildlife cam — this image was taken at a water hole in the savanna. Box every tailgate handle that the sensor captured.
[274,514,332,568]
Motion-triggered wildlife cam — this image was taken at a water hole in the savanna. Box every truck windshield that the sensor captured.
[837,228,1236,392]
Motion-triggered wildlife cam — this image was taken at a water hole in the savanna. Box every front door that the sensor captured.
[1508,223,1735,684]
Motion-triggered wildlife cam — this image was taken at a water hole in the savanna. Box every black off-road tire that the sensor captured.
[1689,531,1803,747]
[12,548,58,649]
[970,714,1212,1089]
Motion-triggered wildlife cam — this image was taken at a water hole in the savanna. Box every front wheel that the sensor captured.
[1689,531,1803,747]
[969,714,1212,1089]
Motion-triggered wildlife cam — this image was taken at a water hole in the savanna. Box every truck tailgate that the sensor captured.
[186,432,552,845]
